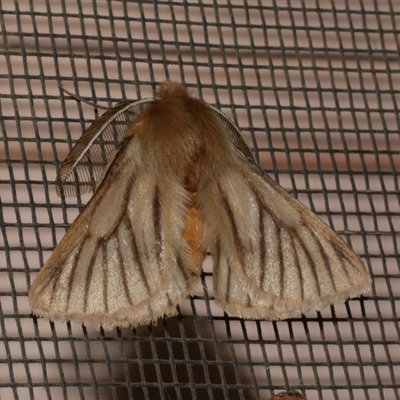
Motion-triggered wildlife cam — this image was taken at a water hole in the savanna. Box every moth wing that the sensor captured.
[29,136,203,330]
[199,145,371,320]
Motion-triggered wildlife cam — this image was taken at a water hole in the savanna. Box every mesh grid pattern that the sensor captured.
[0,1,399,399]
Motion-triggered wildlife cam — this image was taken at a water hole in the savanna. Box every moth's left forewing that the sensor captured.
[29,101,205,330]
[201,105,371,320]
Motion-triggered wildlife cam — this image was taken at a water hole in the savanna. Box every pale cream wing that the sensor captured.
[29,138,201,330]
[199,157,371,320]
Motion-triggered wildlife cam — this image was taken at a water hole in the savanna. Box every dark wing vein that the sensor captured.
[116,235,133,307]
[83,242,100,312]
[124,215,151,295]
[288,230,305,301]
[217,183,245,268]
[257,198,266,288]
[66,239,87,311]
[102,244,108,314]
[307,226,337,293]
[153,185,163,270]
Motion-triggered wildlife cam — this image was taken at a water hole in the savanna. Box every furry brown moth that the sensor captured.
[29,81,371,330]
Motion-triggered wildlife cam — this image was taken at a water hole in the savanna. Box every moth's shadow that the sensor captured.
[102,315,257,400]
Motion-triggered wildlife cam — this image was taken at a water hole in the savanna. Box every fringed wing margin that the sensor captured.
[198,156,371,320]
[29,137,203,330]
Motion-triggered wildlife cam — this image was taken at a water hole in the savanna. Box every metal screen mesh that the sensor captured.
[1,1,399,399]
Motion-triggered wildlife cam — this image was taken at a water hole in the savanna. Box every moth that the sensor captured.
[29,81,371,330]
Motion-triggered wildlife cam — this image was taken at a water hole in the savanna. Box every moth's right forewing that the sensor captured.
[198,152,371,320]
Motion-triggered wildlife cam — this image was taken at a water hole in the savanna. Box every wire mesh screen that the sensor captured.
[0,1,399,399]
